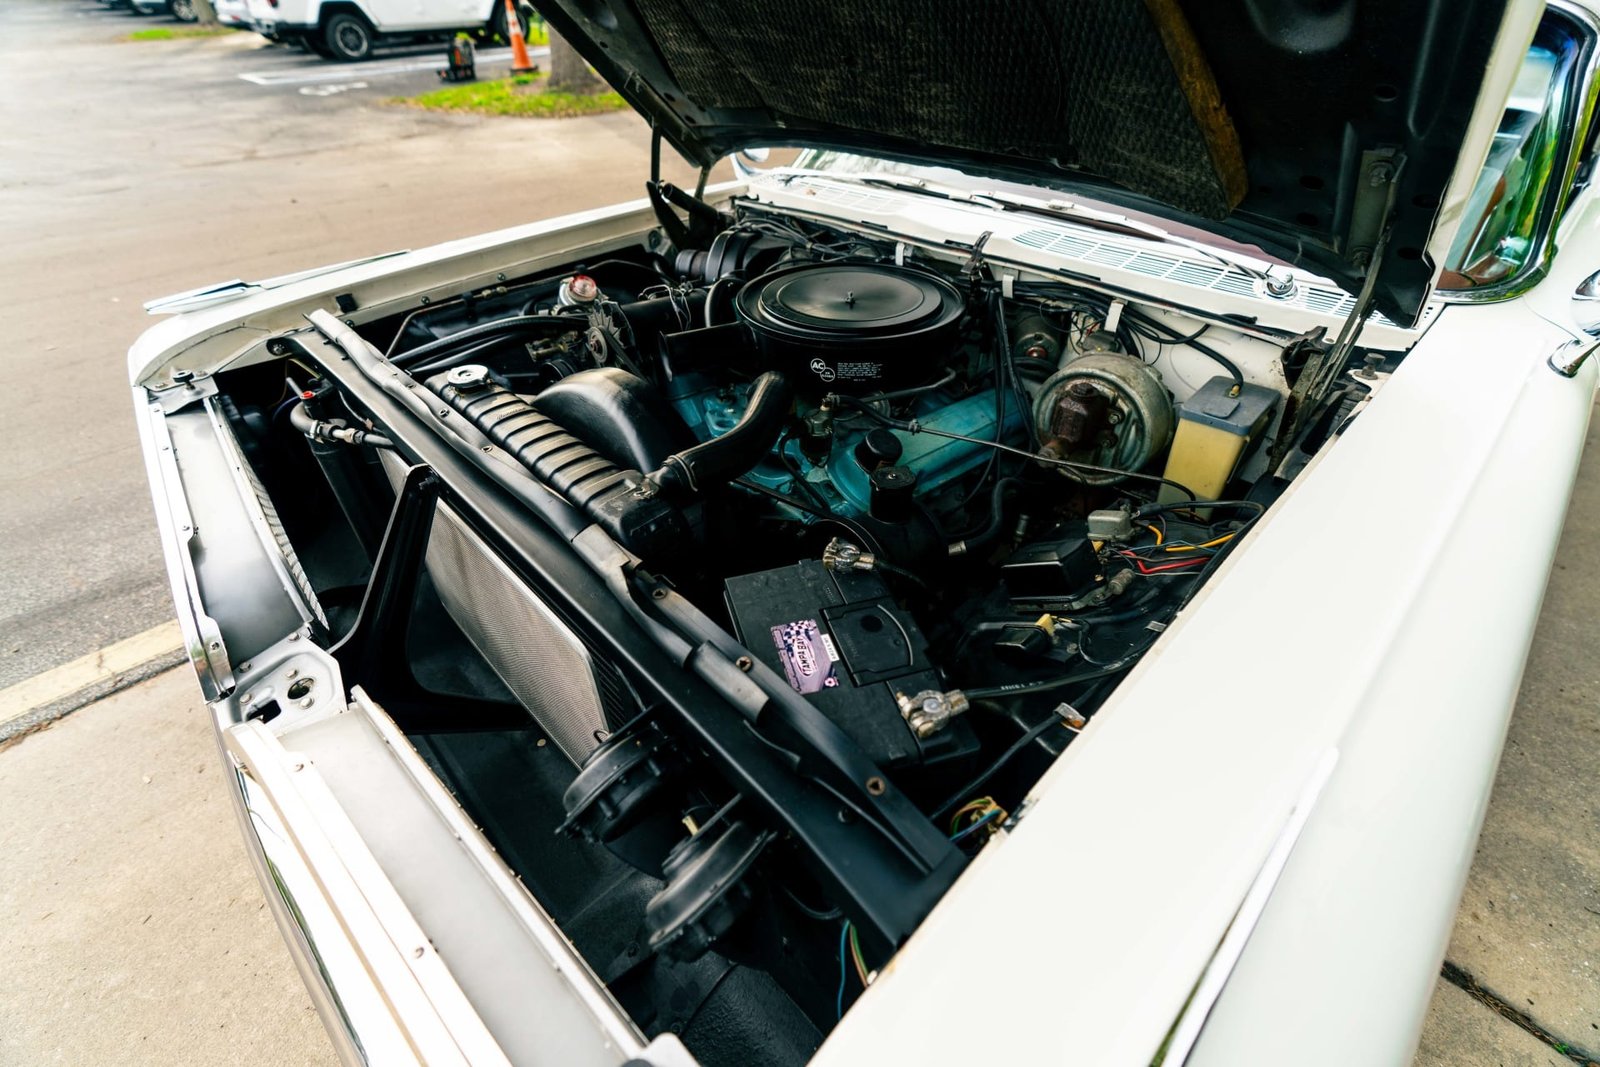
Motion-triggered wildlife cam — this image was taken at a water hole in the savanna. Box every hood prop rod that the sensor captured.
[1267,158,1402,473]
[646,128,727,249]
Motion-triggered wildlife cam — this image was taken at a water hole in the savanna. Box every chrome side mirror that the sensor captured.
[731,146,771,180]
[1574,269,1600,336]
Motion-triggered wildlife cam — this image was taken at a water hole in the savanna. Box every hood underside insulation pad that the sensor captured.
[630,0,1247,217]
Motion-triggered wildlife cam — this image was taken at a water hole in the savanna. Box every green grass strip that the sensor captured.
[397,73,626,119]
[123,26,232,41]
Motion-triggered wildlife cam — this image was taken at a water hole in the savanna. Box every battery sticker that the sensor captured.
[770,619,841,694]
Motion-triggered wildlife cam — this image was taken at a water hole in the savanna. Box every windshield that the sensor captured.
[1438,15,1587,289]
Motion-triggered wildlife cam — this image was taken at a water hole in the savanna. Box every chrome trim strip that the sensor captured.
[1163,749,1340,1065]
[223,718,514,1066]
[219,735,368,1067]
[1439,0,1600,306]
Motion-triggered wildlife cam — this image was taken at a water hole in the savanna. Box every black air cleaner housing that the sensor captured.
[733,263,963,398]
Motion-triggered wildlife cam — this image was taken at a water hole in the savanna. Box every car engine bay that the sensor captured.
[205,196,1392,1063]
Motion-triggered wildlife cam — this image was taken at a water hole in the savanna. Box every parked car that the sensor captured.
[128,1,1599,1064]
[129,0,199,20]
[212,0,251,29]
[248,0,529,60]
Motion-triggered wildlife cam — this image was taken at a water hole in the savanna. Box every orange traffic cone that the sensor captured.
[504,0,538,75]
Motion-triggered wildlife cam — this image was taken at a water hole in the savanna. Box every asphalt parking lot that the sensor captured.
[0,0,702,691]
[1,3,1596,1064]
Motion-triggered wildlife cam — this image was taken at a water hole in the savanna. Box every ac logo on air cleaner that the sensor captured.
[809,357,836,383]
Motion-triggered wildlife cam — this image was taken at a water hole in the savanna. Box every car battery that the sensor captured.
[724,561,975,767]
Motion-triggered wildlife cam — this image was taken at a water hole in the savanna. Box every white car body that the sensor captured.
[249,0,504,56]
[127,0,1600,1063]
[213,0,250,28]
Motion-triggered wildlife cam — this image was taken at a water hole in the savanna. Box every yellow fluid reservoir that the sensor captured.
[1159,376,1279,503]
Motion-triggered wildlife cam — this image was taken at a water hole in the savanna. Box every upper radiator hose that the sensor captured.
[646,371,792,494]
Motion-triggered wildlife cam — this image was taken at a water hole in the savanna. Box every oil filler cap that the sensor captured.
[854,427,904,471]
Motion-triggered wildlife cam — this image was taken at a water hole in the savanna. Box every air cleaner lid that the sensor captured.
[737,264,961,340]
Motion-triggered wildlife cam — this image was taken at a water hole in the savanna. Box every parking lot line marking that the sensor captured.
[237,46,546,87]
[0,621,184,726]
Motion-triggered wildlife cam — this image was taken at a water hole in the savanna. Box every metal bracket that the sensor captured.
[151,371,219,415]
[1549,336,1599,378]
[1344,148,1401,270]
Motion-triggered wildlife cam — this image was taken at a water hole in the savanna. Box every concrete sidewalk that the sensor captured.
[0,669,336,1067]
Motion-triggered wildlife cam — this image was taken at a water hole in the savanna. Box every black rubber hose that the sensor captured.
[648,372,793,494]
[287,400,318,438]
[929,673,1123,822]
[948,477,1023,555]
[1125,307,1244,392]
[405,332,526,378]
[391,314,579,367]
[288,400,395,449]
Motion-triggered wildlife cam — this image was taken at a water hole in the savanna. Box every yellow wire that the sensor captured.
[848,924,870,985]
[1163,533,1234,554]
[949,798,997,834]
[287,357,322,381]
[1144,524,1164,545]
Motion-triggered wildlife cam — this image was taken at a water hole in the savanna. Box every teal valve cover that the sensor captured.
[668,375,1026,519]
[826,389,1025,516]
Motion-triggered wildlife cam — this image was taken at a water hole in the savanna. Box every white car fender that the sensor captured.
[815,295,1593,1066]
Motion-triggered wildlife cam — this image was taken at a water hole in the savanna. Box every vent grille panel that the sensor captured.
[1008,226,1400,327]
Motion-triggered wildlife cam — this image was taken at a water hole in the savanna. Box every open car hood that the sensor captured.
[533,0,1533,327]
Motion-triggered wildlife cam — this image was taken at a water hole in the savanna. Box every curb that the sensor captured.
[0,622,189,745]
